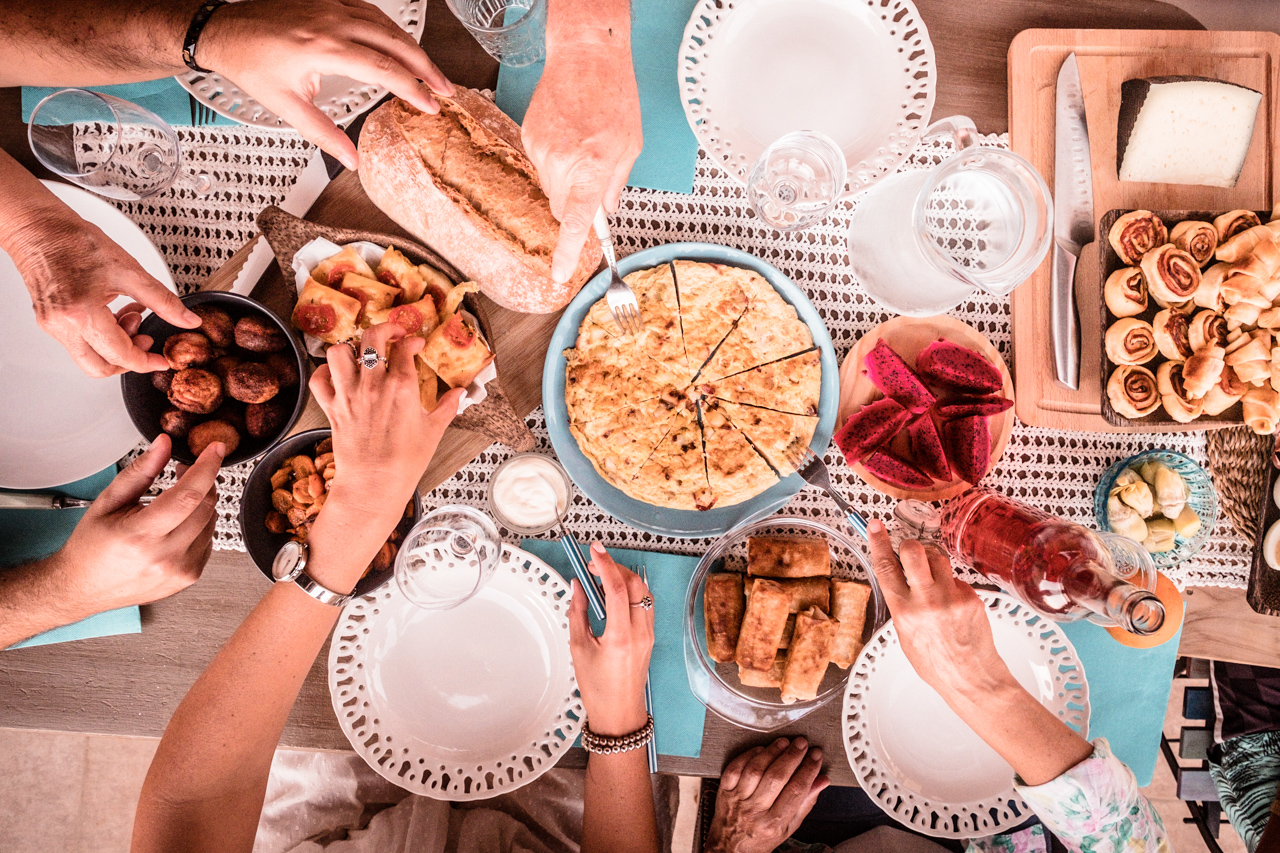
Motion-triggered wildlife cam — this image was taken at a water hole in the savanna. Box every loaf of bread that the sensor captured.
[358,90,602,314]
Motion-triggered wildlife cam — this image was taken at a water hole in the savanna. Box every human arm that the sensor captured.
[702,738,828,853]
[0,434,221,648]
[130,324,463,853]
[521,0,642,283]
[0,0,452,169]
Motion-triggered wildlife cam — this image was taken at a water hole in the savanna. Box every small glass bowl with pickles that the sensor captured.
[1094,449,1218,568]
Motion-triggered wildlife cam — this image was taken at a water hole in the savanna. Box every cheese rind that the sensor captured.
[1116,76,1262,189]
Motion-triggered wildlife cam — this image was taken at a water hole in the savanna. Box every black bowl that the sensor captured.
[239,428,420,598]
[121,292,310,467]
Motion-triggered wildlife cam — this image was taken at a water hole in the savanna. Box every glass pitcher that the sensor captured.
[847,116,1053,317]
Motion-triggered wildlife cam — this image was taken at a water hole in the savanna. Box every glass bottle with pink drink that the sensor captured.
[935,488,1166,636]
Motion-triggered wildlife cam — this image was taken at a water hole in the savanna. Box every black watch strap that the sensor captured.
[182,0,230,74]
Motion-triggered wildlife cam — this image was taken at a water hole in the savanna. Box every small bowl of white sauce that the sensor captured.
[487,452,574,535]
[1264,519,1280,572]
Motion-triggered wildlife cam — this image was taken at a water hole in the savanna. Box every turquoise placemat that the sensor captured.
[1059,618,1182,787]
[23,79,237,127]
[496,0,700,194]
[520,539,705,758]
[1,466,142,650]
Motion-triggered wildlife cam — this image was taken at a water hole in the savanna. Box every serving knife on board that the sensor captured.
[1052,53,1095,390]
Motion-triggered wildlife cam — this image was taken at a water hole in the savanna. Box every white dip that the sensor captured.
[492,456,568,529]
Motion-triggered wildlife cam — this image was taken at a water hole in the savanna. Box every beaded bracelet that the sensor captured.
[582,715,654,755]
[182,0,230,74]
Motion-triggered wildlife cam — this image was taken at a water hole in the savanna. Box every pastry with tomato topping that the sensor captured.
[375,247,428,303]
[292,282,361,344]
[420,282,494,387]
[310,245,374,286]
[365,300,439,338]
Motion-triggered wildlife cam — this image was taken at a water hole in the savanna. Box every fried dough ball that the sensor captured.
[151,369,175,394]
[210,354,244,380]
[188,419,241,457]
[163,332,215,370]
[211,402,246,435]
[192,305,235,347]
[169,368,223,414]
[246,399,289,438]
[227,362,280,404]
[264,352,300,388]
[265,510,289,534]
[159,407,201,440]
[234,316,288,353]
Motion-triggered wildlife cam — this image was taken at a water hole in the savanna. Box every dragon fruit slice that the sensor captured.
[935,395,1013,419]
[834,398,912,464]
[863,340,935,413]
[944,415,992,485]
[907,414,951,482]
[917,339,1003,394]
[862,449,934,490]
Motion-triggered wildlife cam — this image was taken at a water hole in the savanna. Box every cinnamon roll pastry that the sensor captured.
[1107,365,1161,419]
[1104,267,1148,318]
[1214,210,1262,244]
[1244,385,1280,435]
[1217,224,1273,263]
[1194,263,1228,311]
[1182,346,1225,399]
[1150,310,1192,362]
[1106,318,1159,365]
[1109,210,1168,265]
[1156,361,1205,423]
[1170,220,1218,267]
[1202,364,1246,415]
[1188,309,1228,351]
[1140,244,1201,305]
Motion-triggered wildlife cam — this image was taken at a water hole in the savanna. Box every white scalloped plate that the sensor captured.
[329,545,582,801]
[176,0,426,129]
[842,592,1089,839]
[679,0,935,192]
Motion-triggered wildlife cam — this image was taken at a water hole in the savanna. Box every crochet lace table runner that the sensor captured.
[114,126,1251,590]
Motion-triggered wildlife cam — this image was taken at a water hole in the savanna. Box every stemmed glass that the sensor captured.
[28,88,214,200]
[746,130,847,231]
[394,505,503,610]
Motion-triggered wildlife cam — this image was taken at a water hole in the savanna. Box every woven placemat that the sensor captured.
[1206,426,1271,544]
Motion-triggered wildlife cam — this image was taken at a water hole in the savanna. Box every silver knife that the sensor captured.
[0,492,156,510]
[1052,53,1094,390]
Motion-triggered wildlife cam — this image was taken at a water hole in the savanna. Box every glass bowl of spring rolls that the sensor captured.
[1094,449,1218,569]
[684,516,887,732]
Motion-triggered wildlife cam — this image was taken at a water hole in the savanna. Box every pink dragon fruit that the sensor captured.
[943,415,991,484]
[862,448,933,490]
[917,339,1003,394]
[863,340,935,413]
[907,414,950,482]
[834,397,912,464]
[935,395,1013,419]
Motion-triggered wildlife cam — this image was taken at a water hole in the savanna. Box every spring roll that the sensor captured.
[829,580,872,669]
[779,615,796,649]
[780,607,839,704]
[735,579,791,672]
[705,573,746,663]
[739,653,787,688]
[745,576,830,614]
[748,535,831,578]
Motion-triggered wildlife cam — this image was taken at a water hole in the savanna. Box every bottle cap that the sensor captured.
[1106,571,1184,648]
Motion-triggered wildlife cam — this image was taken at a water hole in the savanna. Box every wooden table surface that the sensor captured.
[4,0,1274,789]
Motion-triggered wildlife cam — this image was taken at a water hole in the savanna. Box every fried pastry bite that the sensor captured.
[169,368,223,414]
[234,315,288,353]
[151,369,175,394]
[191,305,235,347]
[163,332,216,370]
[188,419,241,457]
[159,406,201,440]
[226,362,280,404]
[210,354,244,380]
[264,352,299,388]
[246,399,289,438]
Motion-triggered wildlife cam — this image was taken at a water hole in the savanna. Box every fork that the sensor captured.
[638,563,658,774]
[188,95,215,126]
[784,443,869,540]
[593,209,643,335]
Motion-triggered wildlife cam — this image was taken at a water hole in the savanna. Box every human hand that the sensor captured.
[522,38,642,283]
[568,542,654,737]
[704,737,828,853]
[10,205,199,377]
[867,520,1013,701]
[54,434,222,614]
[199,0,453,170]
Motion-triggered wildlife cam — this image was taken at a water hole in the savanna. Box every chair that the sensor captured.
[1159,657,1225,853]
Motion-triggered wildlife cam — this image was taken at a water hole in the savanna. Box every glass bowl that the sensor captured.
[683,515,887,732]
[1094,449,1218,569]
[485,452,574,535]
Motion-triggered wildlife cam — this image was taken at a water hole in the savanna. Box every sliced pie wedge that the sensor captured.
[564,338,689,420]
[698,271,814,381]
[715,399,818,475]
[577,264,691,378]
[698,349,822,416]
[571,394,690,486]
[673,260,749,373]
[626,406,715,511]
[701,399,779,507]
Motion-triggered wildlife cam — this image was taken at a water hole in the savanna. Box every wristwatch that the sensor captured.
[271,541,353,607]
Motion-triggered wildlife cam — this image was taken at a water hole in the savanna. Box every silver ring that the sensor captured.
[630,595,653,611]
[358,346,389,371]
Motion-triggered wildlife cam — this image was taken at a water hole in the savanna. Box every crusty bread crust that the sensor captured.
[358,93,601,314]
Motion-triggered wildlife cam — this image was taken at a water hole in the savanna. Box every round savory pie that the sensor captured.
[565,260,821,510]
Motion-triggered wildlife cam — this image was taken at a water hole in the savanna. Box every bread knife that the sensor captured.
[1052,53,1094,390]
[0,492,156,509]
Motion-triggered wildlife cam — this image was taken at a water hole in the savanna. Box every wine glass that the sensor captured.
[746,130,847,231]
[28,88,214,200]
[445,0,546,67]
[394,505,503,610]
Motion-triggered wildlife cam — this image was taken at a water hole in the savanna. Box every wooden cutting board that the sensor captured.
[1007,29,1280,431]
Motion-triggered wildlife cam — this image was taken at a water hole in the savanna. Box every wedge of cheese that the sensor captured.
[1117,76,1262,189]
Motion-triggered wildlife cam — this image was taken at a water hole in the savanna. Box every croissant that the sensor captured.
[1106,318,1159,365]
[1104,267,1148,318]
[1187,310,1228,351]
[1107,365,1161,419]
[1109,210,1168,265]
[1195,263,1228,311]
[1141,244,1202,305]
[1156,361,1204,423]
[1107,494,1149,543]
[1170,220,1218,267]
[1217,224,1273,263]
[1272,347,1280,393]
[1225,301,1263,329]
[1259,308,1280,329]
[1182,345,1225,399]
[1244,385,1280,435]
[1225,334,1271,365]
[1202,364,1247,415]
[1150,310,1192,362]
[1235,360,1272,386]
[1214,209,1262,244]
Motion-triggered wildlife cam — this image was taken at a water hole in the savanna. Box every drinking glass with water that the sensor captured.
[746,130,847,232]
